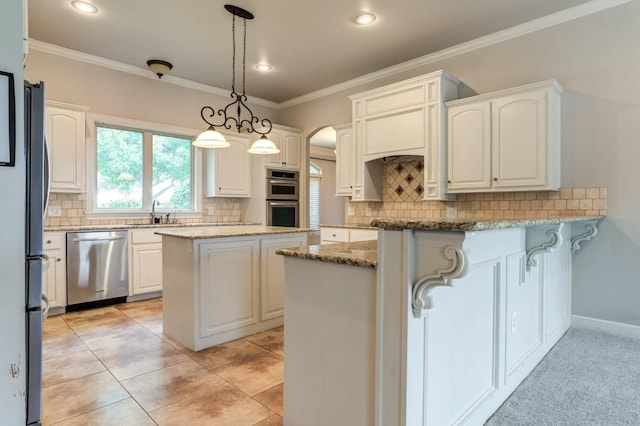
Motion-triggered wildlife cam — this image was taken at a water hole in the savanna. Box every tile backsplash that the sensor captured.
[346,159,607,225]
[44,193,242,227]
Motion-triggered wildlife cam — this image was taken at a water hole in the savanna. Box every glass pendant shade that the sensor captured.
[192,126,230,148]
[247,135,280,154]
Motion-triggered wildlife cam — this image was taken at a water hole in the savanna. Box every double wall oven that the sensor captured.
[266,168,299,227]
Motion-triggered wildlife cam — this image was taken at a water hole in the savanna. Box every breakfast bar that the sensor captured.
[277,216,602,426]
[157,226,308,351]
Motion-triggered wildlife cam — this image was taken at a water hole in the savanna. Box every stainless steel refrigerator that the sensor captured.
[25,80,48,426]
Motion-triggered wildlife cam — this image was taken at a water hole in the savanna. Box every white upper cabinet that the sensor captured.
[350,71,461,201]
[265,125,302,170]
[447,80,562,193]
[45,101,88,192]
[334,123,353,196]
[205,133,251,197]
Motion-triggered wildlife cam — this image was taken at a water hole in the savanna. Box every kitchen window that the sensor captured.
[87,115,199,217]
[309,161,322,230]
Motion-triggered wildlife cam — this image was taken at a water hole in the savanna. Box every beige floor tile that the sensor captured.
[188,339,269,370]
[254,414,283,426]
[138,316,164,335]
[43,316,74,339]
[121,359,225,411]
[62,307,134,336]
[245,326,284,356]
[253,383,284,416]
[213,351,283,396]
[51,398,155,426]
[42,371,129,425]
[93,336,190,381]
[43,332,87,360]
[114,298,162,320]
[79,322,159,352]
[149,382,273,426]
[42,350,105,388]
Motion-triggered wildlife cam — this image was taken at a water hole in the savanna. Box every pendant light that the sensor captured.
[194,5,279,155]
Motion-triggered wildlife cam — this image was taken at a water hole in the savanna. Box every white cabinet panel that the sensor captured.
[131,243,163,295]
[363,107,425,158]
[198,239,259,337]
[45,102,87,192]
[265,126,302,170]
[260,235,307,321]
[320,227,378,244]
[205,133,251,197]
[334,124,353,196]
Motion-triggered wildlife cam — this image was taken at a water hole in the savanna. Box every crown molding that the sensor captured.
[279,0,631,109]
[28,39,280,110]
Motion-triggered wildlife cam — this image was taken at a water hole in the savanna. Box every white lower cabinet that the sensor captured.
[320,226,378,244]
[43,232,66,310]
[129,229,165,296]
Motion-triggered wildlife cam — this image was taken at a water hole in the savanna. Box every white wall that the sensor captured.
[0,0,26,422]
[281,1,640,326]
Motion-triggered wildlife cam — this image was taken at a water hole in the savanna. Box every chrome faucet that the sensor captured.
[151,199,159,224]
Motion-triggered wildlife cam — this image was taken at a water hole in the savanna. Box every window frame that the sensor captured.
[85,113,203,219]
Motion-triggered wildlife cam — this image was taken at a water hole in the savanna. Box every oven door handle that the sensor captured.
[268,201,299,206]
[268,179,297,185]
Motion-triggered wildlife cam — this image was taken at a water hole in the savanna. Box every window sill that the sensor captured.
[84,210,203,220]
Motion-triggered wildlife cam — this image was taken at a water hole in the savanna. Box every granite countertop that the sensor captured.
[319,223,377,230]
[370,215,605,232]
[44,222,259,232]
[276,240,377,269]
[155,226,311,240]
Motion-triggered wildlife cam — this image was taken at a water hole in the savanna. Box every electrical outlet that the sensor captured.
[347,206,355,216]
[366,207,372,216]
[446,206,457,219]
[47,206,62,217]
[511,312,518,333]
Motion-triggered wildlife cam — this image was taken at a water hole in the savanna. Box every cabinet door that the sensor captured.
[131,243,163,295]
[265,131,285,168]
[43,250,66,308]
[447,103,492,191]
[335,127,353,196]
[198,239,259,338]
[205,135,251,197]
[283,133,301,170]
[260,235,307,320]
[45,105,86,192]
[491,91,546,188]
[351,119,364,200]
[349,229,378,242]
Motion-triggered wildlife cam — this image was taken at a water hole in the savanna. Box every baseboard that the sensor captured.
[571,315,640,340]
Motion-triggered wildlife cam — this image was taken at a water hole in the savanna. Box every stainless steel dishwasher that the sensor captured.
[66,230,129,309]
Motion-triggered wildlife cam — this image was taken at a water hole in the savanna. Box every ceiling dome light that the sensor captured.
[146,59,173,79]
[247,135,280,155]
[192,126,231,149]
[353,12,376,25]
[256,63,272,72]
[71,1,98,13]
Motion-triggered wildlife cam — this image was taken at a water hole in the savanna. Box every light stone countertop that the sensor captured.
[371,215,605,232]
[276,240,377,269]
[44,222,259,232]
[155,225,311,240]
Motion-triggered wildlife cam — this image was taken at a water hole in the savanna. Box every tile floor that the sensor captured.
[42,298,284,425]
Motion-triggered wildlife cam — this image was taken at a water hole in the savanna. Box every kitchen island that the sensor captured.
[157,226,308,351]
[277,216,602,426]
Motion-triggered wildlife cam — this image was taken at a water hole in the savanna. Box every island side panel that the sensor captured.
[162,235,197,350]
[283,257,377,426]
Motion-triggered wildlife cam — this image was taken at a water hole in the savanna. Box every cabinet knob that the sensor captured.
[447,180,451,184]
[332,234,337,237]
[46,240,52,244]
[493,177,498,182]
[218,187,221,190]
[56,258,62,262]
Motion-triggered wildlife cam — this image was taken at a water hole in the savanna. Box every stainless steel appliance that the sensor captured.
[266,168,299,227]
[266,168,299,200]
[66,230,129,309]
[25,80,48,426]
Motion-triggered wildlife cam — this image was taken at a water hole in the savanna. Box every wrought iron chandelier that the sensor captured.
[193,5,279,154]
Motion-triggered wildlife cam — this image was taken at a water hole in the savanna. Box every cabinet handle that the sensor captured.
[493,177,498,182]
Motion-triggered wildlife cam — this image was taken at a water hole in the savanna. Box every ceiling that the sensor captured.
[28,0,592,104]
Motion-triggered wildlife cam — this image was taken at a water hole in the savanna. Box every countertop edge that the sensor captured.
[276,240,377,269]
[156,227,311,239]
[370,215,605,231]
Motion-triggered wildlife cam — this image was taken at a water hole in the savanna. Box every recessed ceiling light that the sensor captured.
[71,1,98,14]
[353,12,376,25]
[256,63,272,72]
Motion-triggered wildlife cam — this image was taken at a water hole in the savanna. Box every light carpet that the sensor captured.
[486,328,640,425]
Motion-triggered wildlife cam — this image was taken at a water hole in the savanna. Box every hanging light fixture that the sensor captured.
[194,4,279,154]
